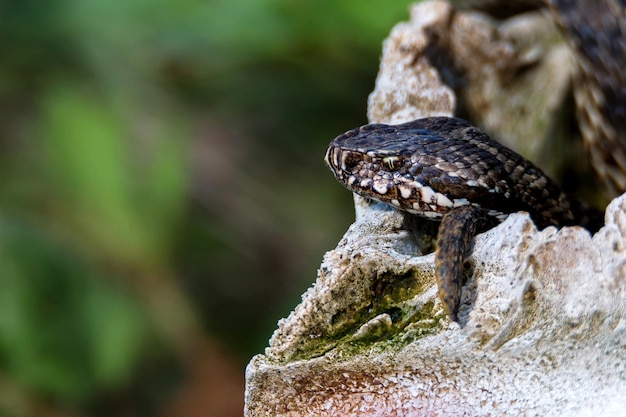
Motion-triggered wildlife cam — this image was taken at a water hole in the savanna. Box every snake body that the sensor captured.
[325,117,603,318]
[546,0,626,195]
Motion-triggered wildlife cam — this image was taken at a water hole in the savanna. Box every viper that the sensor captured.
[324,0,624,320]
[325,117,603,318]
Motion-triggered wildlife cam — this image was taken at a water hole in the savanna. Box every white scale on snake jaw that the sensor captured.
[359,178,372,188]
[372,180,389,195]
[398,184,412,199]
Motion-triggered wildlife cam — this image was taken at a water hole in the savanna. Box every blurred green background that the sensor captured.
[0,0,413,416]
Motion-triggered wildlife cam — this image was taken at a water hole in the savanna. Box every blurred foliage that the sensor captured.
[0,0,412,415]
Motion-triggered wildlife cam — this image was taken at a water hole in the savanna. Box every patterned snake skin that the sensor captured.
[324,0,623,319]
[546,0,626,195]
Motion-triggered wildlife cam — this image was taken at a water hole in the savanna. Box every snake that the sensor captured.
[324,0,625,320]
[325,0,624,320]
[325,117,603,318]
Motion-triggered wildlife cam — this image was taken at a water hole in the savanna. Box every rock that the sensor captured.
[245,1,626,415]
[367,0,456,124]
[245,194,626,417]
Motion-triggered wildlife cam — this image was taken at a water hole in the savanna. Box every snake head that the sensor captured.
[324,120,492,219]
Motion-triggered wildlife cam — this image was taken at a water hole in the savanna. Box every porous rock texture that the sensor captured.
[245,1,626,416]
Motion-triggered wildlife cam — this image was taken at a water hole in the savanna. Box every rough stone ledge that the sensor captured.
[246,194,626,417]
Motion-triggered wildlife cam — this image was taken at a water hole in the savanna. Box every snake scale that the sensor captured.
[324,0,624,320]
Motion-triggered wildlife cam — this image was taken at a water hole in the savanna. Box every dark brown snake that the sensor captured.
[324,0,625,320]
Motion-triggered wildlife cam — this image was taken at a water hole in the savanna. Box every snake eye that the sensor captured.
[383,156,401,170]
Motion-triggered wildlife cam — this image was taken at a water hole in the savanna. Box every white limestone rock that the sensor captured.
[246,194,626,417]
[367,0,456,124]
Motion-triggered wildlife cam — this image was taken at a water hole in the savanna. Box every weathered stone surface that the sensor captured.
[367,0,456,124]
[246,195,626,417]
[245,1,626,415]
